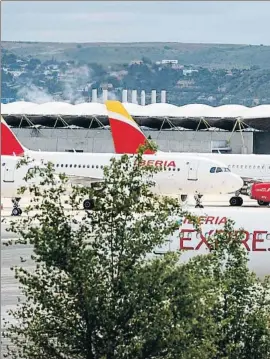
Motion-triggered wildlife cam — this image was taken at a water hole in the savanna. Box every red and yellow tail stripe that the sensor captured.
[105,100,156,155]
[1,117,25,156]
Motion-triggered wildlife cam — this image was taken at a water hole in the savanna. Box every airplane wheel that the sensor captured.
[257,200,269,206]
[12,208,21,216]
[83,198,95,210]
[230,196,243,206]
[238,197,243,206]
[229,197,237,206]
[195,204,204,208]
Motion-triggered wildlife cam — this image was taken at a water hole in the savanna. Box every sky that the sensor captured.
[2,1,270,45]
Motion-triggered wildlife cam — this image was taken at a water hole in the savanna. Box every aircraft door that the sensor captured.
[3,163,16,183]
[187,161,198,181]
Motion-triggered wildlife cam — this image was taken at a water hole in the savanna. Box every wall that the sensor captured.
[13,128,254,154]
[253,132,270,154]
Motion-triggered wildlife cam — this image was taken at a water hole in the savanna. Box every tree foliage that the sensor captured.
[2,145,270,359]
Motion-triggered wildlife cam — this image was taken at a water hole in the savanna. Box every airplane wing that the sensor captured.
[65,174,104,187]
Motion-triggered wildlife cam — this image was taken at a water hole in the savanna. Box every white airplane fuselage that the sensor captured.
[157,152,270,182]
[160,208,270,278]
[1,150,243,199]
[179,153,270,182]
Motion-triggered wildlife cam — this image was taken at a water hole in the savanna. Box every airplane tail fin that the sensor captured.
[105,100,156,154]
[1,116,26,156]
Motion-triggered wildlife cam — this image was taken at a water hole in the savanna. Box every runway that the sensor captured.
[1,195,269,352]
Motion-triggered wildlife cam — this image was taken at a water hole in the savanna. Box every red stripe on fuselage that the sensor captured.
[109,118,155,154]
[1,122,24,156]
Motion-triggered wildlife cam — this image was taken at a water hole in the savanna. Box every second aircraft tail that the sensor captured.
[105,100,156,154]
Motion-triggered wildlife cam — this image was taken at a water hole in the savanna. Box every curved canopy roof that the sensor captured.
[2,101,270,131]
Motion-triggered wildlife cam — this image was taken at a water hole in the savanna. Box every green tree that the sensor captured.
[2,145,270,359]
[141,56,152,64]
[26,58,41,71]
[1,69,14,83]
[189,224,270,358]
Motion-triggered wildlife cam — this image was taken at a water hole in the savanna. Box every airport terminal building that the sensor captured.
[2,101,270,155]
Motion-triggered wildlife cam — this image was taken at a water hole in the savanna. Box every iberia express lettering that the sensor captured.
[137,159,176,167]
[184,216,227,225]
[179,216,269,252]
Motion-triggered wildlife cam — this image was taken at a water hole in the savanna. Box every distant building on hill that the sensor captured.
[129,60,143,65]
[161,59,178,64]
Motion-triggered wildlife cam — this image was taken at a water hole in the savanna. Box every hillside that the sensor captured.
[2,41,270,106]
[2,41,270,69]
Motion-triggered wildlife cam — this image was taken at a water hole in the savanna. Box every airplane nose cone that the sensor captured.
[221,174,243,194]
[230,174,243,192]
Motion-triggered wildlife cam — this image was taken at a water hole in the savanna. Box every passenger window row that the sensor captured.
[181,231,270,240]
[228,164,268,170]
[53,163,181,172]
[165,168,180,171]
[54,164,104,169]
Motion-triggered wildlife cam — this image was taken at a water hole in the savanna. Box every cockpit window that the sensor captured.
[210,167,231,173]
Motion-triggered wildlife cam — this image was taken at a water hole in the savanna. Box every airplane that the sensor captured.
[158,207,270,278]
[1,117,243,216]
[105,100,270,208]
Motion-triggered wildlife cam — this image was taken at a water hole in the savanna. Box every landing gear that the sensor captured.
[229,196,243,207]
[12,207,22,216]
[11,197,22,216]
[194,194,204,208]
[83,198,95,210]
[257,200,270,206]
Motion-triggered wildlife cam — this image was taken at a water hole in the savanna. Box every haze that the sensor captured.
[2,1,270,45]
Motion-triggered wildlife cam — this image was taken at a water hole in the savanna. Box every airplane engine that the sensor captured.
[250,182,270,206]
